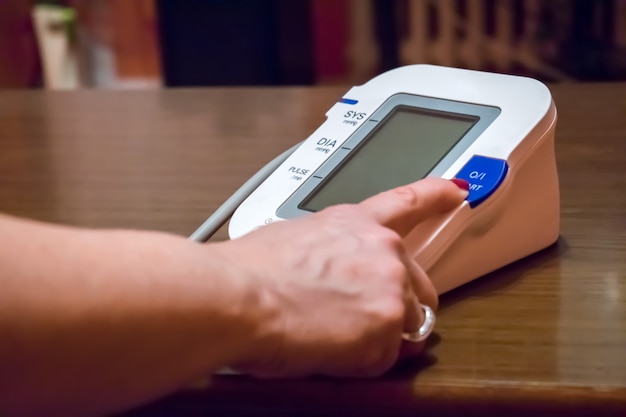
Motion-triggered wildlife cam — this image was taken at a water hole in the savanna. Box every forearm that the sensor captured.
[0,214,267,417]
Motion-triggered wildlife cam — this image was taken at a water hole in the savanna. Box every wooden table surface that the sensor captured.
[0,83,625,416]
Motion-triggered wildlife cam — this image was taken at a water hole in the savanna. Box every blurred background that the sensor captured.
[1,0,625,89]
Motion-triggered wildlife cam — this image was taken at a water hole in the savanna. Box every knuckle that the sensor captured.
[387,299,406,324]
[370,255,409,288]
[356,259,406,296]
[374,296,405,326]
[381,259,408,286]
[390,185,425,210]
[360,344,400,377]
[375,227,404,249]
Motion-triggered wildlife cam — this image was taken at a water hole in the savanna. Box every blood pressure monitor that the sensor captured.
[192,65,560,294]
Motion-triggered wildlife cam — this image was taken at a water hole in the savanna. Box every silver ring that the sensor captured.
[401,304,435,343]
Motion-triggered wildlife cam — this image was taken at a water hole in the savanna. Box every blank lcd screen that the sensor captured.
[300,107,478,212]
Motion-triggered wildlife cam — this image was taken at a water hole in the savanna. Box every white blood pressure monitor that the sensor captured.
[219,65,559,294]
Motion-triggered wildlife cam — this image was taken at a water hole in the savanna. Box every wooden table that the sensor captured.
[0,83,625,416]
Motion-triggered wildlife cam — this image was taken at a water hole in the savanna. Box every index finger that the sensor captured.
[357,177,469,236]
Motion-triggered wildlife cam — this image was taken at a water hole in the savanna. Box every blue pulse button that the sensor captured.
[454,155,508,208]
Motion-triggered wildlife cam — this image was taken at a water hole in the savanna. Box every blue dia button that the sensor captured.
[454,155,508,208]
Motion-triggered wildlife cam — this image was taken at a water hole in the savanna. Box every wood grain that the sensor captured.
[0,83,625,416]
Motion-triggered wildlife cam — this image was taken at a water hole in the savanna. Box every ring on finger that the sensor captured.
[402,304,435,343]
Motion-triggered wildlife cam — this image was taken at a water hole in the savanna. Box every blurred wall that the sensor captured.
[156,0,314,86]
[0,0,40,87]
[2,0,625,89]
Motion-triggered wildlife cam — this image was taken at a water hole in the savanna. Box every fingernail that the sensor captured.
[450,178,470,191]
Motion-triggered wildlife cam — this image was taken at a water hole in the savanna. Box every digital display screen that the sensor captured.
[300,107,478,212]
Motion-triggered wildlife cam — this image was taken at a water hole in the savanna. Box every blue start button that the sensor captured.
[454,155,508,208]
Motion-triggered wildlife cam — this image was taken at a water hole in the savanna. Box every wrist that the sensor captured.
[199,241,280,368]
[207,240,282,370]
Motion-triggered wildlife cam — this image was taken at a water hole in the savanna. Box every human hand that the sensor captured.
[220,177,468,378]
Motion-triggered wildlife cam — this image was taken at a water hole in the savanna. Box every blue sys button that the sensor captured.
[454,155,508,208]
